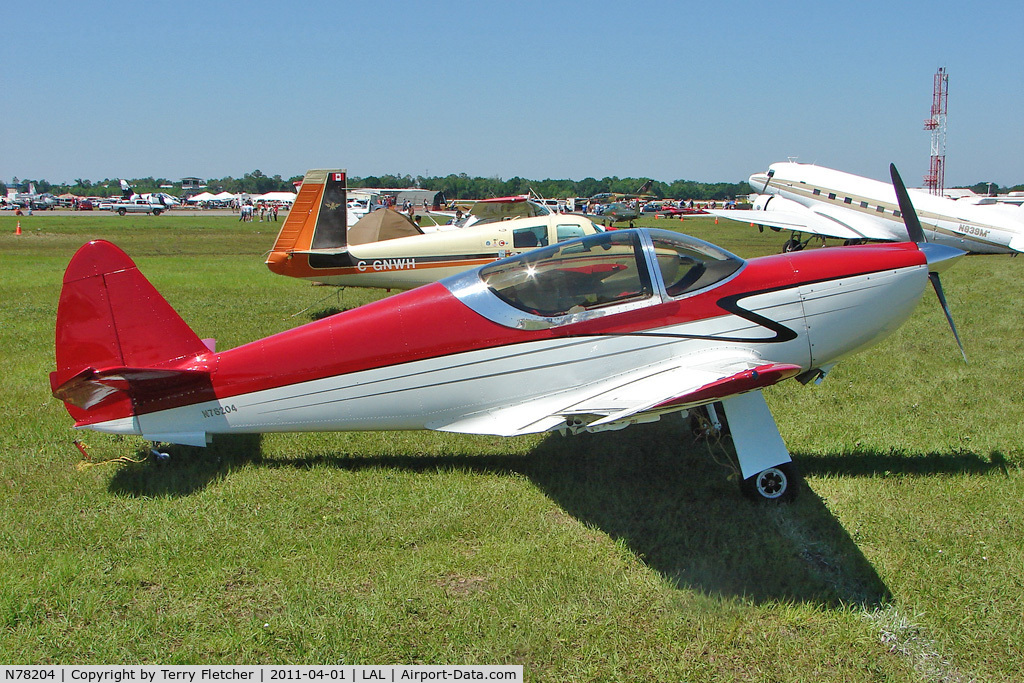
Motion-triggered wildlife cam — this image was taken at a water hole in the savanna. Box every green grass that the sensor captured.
[1,212,1022,679]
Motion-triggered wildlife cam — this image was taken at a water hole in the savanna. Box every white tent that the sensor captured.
[252,191,297,205]
[213,191,237,201]
[188,191,217,203]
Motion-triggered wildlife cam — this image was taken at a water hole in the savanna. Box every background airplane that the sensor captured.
[584,180,653,227]
[118,179,180,209]
[4,181,59,210]
[588,201,640,227]
[266,169,604,289]
[587,179,655,205]
[51,166,963,503]
[707,161,1024,254]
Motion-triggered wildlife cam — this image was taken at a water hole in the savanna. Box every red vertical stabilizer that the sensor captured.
[51,240,214,424]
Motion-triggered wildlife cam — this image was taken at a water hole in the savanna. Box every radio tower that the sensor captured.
[923,67,949,195]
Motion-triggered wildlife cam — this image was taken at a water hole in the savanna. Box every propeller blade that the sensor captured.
[890,163,967,363]
[889,163,926,244]
[929,272,968,363]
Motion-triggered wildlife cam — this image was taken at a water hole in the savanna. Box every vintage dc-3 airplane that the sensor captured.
[266,170,605,290]
[708,161,1024,254]
[51,166,964,502]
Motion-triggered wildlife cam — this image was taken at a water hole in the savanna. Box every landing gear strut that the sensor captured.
[781,232,827,253]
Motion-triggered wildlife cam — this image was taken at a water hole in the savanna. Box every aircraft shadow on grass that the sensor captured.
[107,420,1007,607]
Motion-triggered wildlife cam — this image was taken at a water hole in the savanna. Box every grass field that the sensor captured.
[1,211,1022,680]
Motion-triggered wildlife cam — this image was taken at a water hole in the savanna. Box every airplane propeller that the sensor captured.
[889,163,968,362]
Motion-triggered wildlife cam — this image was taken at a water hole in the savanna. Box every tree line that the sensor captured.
[6,170,1022,201]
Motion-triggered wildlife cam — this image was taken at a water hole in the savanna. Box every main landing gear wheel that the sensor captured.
[782,238,804,253]
[740,463,800,503]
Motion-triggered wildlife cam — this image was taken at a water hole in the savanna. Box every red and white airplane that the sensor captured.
[50,167,963,501]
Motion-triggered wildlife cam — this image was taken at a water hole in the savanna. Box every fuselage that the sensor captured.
[752,162,1024,254]
[267,213,602,289]
[78,231,930,443]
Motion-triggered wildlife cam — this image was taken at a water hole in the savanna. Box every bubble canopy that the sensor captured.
[443,228,745,329]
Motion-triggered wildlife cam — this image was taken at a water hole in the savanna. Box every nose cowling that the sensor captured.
[748,172,770,192]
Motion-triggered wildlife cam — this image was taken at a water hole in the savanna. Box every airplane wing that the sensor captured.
[708,207,896,242]
[429,354,801,437]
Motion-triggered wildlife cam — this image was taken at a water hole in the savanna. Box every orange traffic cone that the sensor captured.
[714,217,719,224]
[15,221,21,235]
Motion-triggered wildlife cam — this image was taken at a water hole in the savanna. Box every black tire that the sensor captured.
[117,207,127,216]
[740,462,800,502]
[781,238,803,253]
[152,209,162,216]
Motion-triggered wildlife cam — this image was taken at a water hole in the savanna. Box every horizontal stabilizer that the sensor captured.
[285,247,350,256]
[51,366,212,411]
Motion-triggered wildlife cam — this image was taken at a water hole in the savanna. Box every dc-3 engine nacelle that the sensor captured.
[750,194,801,213]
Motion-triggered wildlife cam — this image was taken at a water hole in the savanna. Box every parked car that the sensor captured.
[111,199,168,216]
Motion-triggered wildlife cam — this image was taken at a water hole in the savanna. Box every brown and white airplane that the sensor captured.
[266,169,605,290]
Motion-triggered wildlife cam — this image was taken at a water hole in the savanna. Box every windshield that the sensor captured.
[479,231,652,317]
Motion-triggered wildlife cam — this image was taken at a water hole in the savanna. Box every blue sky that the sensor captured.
[3,0,1021,187]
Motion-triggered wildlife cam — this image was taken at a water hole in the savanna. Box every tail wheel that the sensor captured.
[740,463,800,502]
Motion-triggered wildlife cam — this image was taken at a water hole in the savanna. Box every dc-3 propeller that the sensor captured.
[889,163,968,363]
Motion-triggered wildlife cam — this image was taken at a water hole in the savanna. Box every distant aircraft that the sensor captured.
[707,162,1024,254]
[587,179,655,205]
[4,182,59,210]
[266,170,604,290]
[584,180,654,227]
[119,179,180,209]
[592,202,640,227]
[50,165,963,502]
